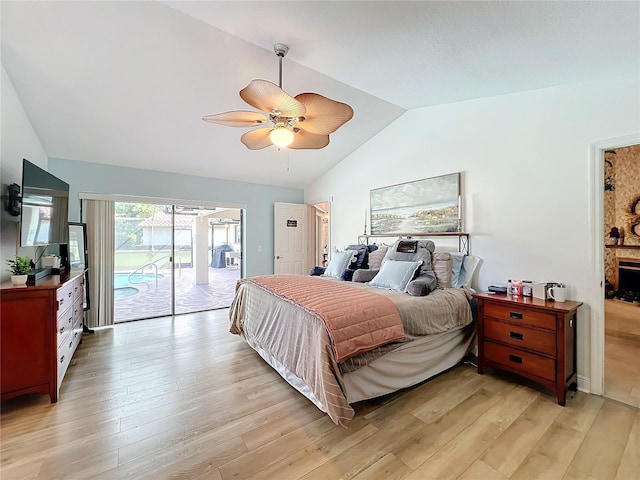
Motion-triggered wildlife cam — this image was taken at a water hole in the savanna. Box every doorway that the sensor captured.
[113,201,243,322]
[602,145,640,408]
[312,202,330,269]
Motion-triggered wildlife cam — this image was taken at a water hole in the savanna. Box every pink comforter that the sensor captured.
[246,275,404,362]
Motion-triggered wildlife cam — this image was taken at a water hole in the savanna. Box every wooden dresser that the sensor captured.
[1,270,85,403]
[473,292,582,405]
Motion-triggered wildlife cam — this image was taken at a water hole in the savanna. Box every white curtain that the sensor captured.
[85,199,114,327]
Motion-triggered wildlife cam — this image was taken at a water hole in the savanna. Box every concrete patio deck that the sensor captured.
[114,266,241,322]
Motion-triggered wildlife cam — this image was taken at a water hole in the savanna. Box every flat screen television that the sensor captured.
[20,159,69,247]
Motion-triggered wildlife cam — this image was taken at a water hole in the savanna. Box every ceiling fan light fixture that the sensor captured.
[270,126,294,147]
[203,42,353,150]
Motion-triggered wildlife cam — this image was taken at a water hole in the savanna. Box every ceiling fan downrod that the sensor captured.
[274,43,289,89]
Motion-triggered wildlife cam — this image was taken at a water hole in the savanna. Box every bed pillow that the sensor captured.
[432,252,453,288]
[459,255,481,288]
[366,245,388,270]
[450,252,466,288]
[368,260,423,292]
[344,244,369,269]
[322,250,357,278]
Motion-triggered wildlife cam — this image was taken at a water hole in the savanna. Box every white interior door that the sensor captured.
[274,202,307,274]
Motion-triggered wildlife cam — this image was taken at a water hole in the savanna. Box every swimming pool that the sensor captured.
[114,273,165,299]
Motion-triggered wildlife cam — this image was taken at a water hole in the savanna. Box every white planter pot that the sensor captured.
[10,274,28,285]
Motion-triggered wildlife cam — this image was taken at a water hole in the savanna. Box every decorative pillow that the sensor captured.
[450,252,466,288]
[322,250,357,278]
[368,260,423,292]
[406,279,431,296]
[344,244,369,269]
[366,244,388,270]
[432,252,453,288]
[382,240,436,278]
[460,255,481,288]
[352,269,378,283]
[309,266,326,276]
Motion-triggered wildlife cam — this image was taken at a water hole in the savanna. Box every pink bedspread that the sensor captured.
[246,275,404,363]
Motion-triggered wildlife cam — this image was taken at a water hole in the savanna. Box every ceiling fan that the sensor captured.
[202,44,354,150]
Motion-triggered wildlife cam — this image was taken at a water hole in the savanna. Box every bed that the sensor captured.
[229,266,477,426]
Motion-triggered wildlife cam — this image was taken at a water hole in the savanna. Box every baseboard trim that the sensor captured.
[577,374,590,393]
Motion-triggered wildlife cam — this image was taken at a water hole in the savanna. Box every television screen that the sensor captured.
[20,159,69,247]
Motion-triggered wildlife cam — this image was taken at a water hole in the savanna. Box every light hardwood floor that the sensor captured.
[605,299,640,408]
[1,309,638,480]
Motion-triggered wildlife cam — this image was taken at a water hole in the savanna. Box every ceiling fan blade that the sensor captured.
[240,128,273,150]
[289,130,330,150]
[202,111,268,127]
[240,79,306,117]
[294,93,354,135]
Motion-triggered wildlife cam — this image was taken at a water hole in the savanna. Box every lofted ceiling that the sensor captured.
[2,1,638,189]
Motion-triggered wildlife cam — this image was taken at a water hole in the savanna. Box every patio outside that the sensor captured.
[114,203,241,323]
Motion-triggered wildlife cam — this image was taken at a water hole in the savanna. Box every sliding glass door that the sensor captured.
[113,202,242,323]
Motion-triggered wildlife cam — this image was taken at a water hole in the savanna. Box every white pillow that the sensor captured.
[323,250,357,278]
[368,260,423,292]
[458,255,481,288]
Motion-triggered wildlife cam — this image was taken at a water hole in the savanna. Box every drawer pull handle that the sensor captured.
[60,355,65,363]
[508,354,523,364]
[509,331,524,341]
[59,327,65,334]
[68,292,73,298]
[509,311,523,320]
[69,341,73,349]
[59,299,64,306]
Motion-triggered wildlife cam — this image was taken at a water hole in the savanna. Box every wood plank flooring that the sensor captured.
[605,299,640,408]
[1,309,638,480]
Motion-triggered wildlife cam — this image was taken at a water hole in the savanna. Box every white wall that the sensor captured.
[0,65,48,282]
[305,75,640,387]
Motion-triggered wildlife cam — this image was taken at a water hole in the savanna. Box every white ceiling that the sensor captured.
[2,1,638,189]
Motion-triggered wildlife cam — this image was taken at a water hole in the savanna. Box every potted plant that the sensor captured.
[608,227,620,245]
[7,256,31,285]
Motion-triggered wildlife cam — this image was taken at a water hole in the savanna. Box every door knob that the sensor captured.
[276,256,282,259]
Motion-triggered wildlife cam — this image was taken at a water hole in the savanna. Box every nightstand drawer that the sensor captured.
[485,302,556,331]
[484,318,556,356]
[484,342,556,381]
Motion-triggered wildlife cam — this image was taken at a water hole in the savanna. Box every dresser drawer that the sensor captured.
[484,302,556,331]
[57,343,72,388]
[57,306,74,345]
[484,318,556,357]
[484,342,556,381]
[73,275,84,302]
[56,283,75,314]
[73,296,83,326]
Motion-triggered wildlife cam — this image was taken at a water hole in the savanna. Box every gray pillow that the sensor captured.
[382,240,437,295]
[406,279,431,296]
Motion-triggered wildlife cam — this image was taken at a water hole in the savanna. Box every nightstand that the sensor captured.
[473,292,583,405]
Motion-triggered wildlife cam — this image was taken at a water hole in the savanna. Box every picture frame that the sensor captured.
[370,173,461,235]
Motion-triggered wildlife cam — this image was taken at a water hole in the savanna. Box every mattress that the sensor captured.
[229,275,475,425]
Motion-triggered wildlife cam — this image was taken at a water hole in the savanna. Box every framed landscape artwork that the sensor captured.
[370,173,461,235]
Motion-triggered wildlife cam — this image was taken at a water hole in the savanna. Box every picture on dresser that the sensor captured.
[370,172,461,235]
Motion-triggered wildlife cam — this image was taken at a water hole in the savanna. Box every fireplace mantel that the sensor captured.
[605,244,640,250]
